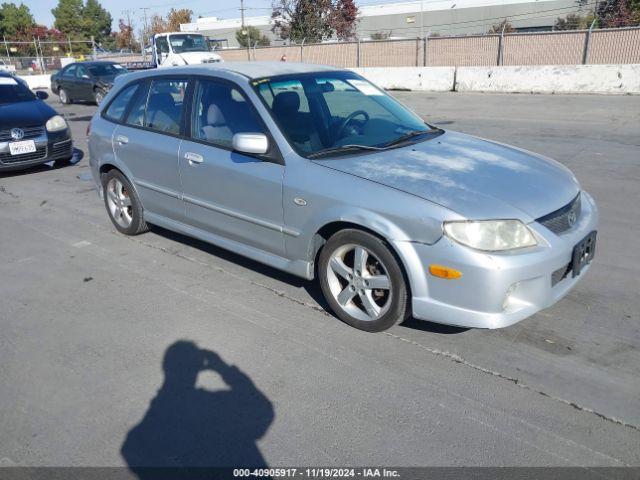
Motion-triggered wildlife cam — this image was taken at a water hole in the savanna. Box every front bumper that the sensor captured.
[0,129,72,172]
[395,191,599,329]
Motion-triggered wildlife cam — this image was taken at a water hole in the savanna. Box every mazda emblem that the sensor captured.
[567,210,577,227]
[10,128,25,140]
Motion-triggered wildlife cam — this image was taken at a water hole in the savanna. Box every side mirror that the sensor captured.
[82,74,90,79]
[35,90,49,100]
[232,133,269,155]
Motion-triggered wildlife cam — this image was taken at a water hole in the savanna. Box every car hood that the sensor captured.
[95,74,119,85]
[313,131,580,221]
[0,100,57,130]
[175,51,222,64]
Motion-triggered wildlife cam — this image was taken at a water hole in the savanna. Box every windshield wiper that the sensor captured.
[382,128,443,148]
[308,144,386,159]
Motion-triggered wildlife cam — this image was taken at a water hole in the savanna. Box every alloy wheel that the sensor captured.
[106,178,133,228]
[326,244,393,322]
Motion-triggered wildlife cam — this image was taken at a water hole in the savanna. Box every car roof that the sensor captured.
[68,61,117,66]
[126,61,341,82]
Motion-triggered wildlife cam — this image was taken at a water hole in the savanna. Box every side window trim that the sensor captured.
[123,79,151,127]
[102,80,146,123]
[185,76,283,164]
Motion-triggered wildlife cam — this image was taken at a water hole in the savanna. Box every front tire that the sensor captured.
[102,170,148,235]
[94,88,106,105]
[318,229,409,332]
[58,88,71,104]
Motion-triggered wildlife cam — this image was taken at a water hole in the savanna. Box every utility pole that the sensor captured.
[140,7,150,58]
[240,0,250,60]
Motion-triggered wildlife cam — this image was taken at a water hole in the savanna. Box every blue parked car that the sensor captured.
[0,72,72,172]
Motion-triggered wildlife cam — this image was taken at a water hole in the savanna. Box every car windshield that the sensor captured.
[169,34,209,53]
[88,63,128,77]
[252,71,440,158]
[0,76,35,104]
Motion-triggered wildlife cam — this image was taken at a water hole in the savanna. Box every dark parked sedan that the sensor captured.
[0,73,73,172]
[50,61,128,105]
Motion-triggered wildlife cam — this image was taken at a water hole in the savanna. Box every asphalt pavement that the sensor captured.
[0,91,639,468]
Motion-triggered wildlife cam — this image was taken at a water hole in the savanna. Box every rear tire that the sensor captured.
[102,170,148,235]
[58,88,71,105]
[318,229,409,332]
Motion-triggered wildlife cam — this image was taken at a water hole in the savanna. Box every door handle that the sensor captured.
[116,135,128,145]
[184,152,203,165]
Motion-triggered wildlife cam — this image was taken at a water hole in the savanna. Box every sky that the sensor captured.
[24,0,276,30]
[25,0,393,31]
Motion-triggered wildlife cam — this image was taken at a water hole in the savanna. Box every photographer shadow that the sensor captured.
[121,341,274,478]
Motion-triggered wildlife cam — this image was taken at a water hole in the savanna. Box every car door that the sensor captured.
[75,64,94,101]
[178,77,285,256]
[112,77,187,222]
[59,64,77,96]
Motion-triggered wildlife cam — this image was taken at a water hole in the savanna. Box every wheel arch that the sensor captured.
[98,163,142,202]
[311,220,414,303]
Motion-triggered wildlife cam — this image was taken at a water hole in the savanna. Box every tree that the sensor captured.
[235,25,271,47]
[0,2,35,37]
[149,13,168,35]
[271,0,358,43]
[369,30,391,40]
[52,0,85,37]
[488,19,516,33]
[82,0,112,41]
[167,8,192,32]
[115,17,138,50]
[596,0,640,27]
[554,12,597,30]
[330,0,358,40]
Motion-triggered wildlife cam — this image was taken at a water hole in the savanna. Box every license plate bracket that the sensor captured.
[9,139,37,156]
[571,231,597,277]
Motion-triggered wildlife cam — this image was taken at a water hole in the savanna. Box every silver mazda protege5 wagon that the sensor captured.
[88,62,598,332]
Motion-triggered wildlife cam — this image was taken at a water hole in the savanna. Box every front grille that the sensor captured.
[0,126,45,142]
[0,146,47,164]
[537,194,581,234]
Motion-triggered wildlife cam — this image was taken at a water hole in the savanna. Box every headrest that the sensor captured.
[148,92,175,111]
[206,104,226,126]
[272,91,300,117]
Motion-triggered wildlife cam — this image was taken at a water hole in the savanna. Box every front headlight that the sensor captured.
[443,220,537,251]
[46,115,67,132]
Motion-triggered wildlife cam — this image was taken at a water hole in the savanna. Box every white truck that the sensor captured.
[122,32,223,70]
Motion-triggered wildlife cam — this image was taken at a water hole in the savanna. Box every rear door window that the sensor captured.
[143,78,188,135]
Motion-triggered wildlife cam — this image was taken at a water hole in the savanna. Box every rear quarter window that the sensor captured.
[104,83,139,122]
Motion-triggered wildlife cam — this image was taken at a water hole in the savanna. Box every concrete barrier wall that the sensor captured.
[455,64,640,94]
[18,74,51,90]
[353,64,640,94]
[18,65,640,95]
[351,67,455,92]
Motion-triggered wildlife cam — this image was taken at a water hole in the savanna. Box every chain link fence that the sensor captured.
[2,27,638,75]
[219,26,640,68]
[1,38,96,75]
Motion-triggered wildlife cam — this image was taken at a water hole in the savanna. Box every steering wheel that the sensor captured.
[335,110,370,140]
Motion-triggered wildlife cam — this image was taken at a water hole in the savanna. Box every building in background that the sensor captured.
[181,0,588,48]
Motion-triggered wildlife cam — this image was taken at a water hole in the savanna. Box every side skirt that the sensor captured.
[144,211,315,280]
